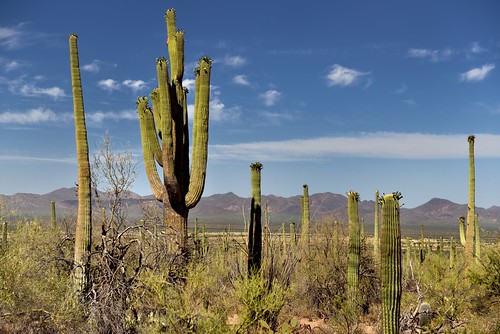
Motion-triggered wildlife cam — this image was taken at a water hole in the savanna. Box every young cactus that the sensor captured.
[248,162,263,275]
[380,192,402,334]
[300,184,310,249]
[458,216,466,247]
[136,9,212,254]
[50,200,56,229]
[347,191,360,303]
[69,34,92,297]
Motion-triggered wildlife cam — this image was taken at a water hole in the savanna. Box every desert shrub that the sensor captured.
[0,220,87,333]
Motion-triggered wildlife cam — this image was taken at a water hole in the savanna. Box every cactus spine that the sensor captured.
[458,216,466,247]
[347,191,360,302]
[136,9,211,254]
[248,162,263,275]
[300,184,310,249]
[381,192,402,334]
[69,34,92,296]
[465,135,475,263]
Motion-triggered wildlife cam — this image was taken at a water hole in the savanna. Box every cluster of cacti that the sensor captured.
[380,192,402,334]
[136,8,212,254]
[465,135,476,263]
[347,191,360,303]
[69,34,93,297]
[248,162,263,275]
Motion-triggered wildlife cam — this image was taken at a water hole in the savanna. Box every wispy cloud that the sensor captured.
[407,48,454,62]
[395,83,407,94]
[19,84,65,100]
[233,74,250,86]
[86,110,136,124]
[97,79,148,93]
[0,107,60,124]
[326,64,370,87]
[82,59,101,73]
[402,99,417,106]
[208,132,500,161]
[0,25,23,50]
[223,55,247,68]
[0,154,75,164]
[259,89,282,107]
[470,41,487,54]
[460,64,495,82]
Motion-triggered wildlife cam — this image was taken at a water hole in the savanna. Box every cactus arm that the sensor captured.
[458,216,466,247]
[69,34,92,296]
[148,89,163,166]
[137,97,165,201]
[381,192,402,334]
[165,9,179,81]
[185,57,211,208]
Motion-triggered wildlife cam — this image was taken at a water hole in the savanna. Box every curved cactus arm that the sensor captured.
[137,97,165,201]
[186,57,211,208]
[148,89,163,166]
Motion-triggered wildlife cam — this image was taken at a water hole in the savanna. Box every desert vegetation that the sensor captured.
[1,7,499,334]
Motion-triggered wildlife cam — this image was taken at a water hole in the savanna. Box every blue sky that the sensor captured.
[1,1,499,208]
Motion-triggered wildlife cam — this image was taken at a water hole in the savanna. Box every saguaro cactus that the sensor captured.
[136,9,212,253]
[474,213,480,262]
[374,191,380,258]
[381,192,402,334]
[248,162,263,275]
[465,135,476,263]
[69,34,92,296]
[50,200,56,229]
[347,191,360,303]
[300,184,310,248]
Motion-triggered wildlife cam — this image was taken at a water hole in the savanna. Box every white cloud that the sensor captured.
[460,64,495,82]
[208,132,500,161]
[402,99,417,106]
[122,79,147,92]
[182,79,195,92]
[98,79,120,91]
[259,89,282,106]
[395,84,407,94]
[223,55,247,67]
[233,74,250,86]
[0,154,75,164]
[19,84,65,100]
[327,64,370,87]
[0,107,59,124]
[82,59,101,73]
[5,60,21,72]
[407,48,454,62]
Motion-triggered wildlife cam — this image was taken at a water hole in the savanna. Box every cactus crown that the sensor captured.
[250,162,263,171]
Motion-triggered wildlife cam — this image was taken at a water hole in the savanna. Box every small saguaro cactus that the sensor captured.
[374,191,380,258]
[347,191,360,303]
[380,192,402,334]
[458,216,466,247]
[449,237,455,269]
[69,34,92,297]
[248,162,263,275]
[300,184,310,248]
[50,201,56,229]
[465,135,476,263]
[2,222,7,248]
[136,8,212,254]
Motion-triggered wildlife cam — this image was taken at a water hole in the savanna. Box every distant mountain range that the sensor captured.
[1,188,499,236]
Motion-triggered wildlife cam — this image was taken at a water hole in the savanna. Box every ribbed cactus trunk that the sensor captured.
[262,201,269,265]
[50,200,56,229]
[2,222,7,248]
[347,191,360,303]
[381,193,402,334]
[248,162,263,275]
[69,34,92,297]
[458,216,466,247]
[465,135,475,263]
[136,9,211,254]
[300,184,310,249]
[374,191,380,258]
[474,213,480,262]
[449,237,455,269]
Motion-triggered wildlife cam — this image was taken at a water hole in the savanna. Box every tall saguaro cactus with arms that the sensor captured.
[465,135,475,263]
[137,9,212,253]
[69,34,92,297]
